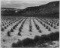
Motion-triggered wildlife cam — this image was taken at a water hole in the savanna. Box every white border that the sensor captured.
[0,0,60,48]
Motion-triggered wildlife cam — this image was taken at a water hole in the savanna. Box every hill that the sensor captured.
[1,1,59,18]
[19,1,59,17]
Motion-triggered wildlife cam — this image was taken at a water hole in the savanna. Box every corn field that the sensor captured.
[1,16,59,48]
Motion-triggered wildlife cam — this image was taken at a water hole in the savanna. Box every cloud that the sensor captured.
[1,0,58,9]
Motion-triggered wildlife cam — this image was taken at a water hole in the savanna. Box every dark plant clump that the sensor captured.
[11,32,59,47]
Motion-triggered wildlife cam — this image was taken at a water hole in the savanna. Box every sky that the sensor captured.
[1,0,58,9]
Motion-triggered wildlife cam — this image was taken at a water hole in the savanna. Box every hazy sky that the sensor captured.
[1,0,58,9]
